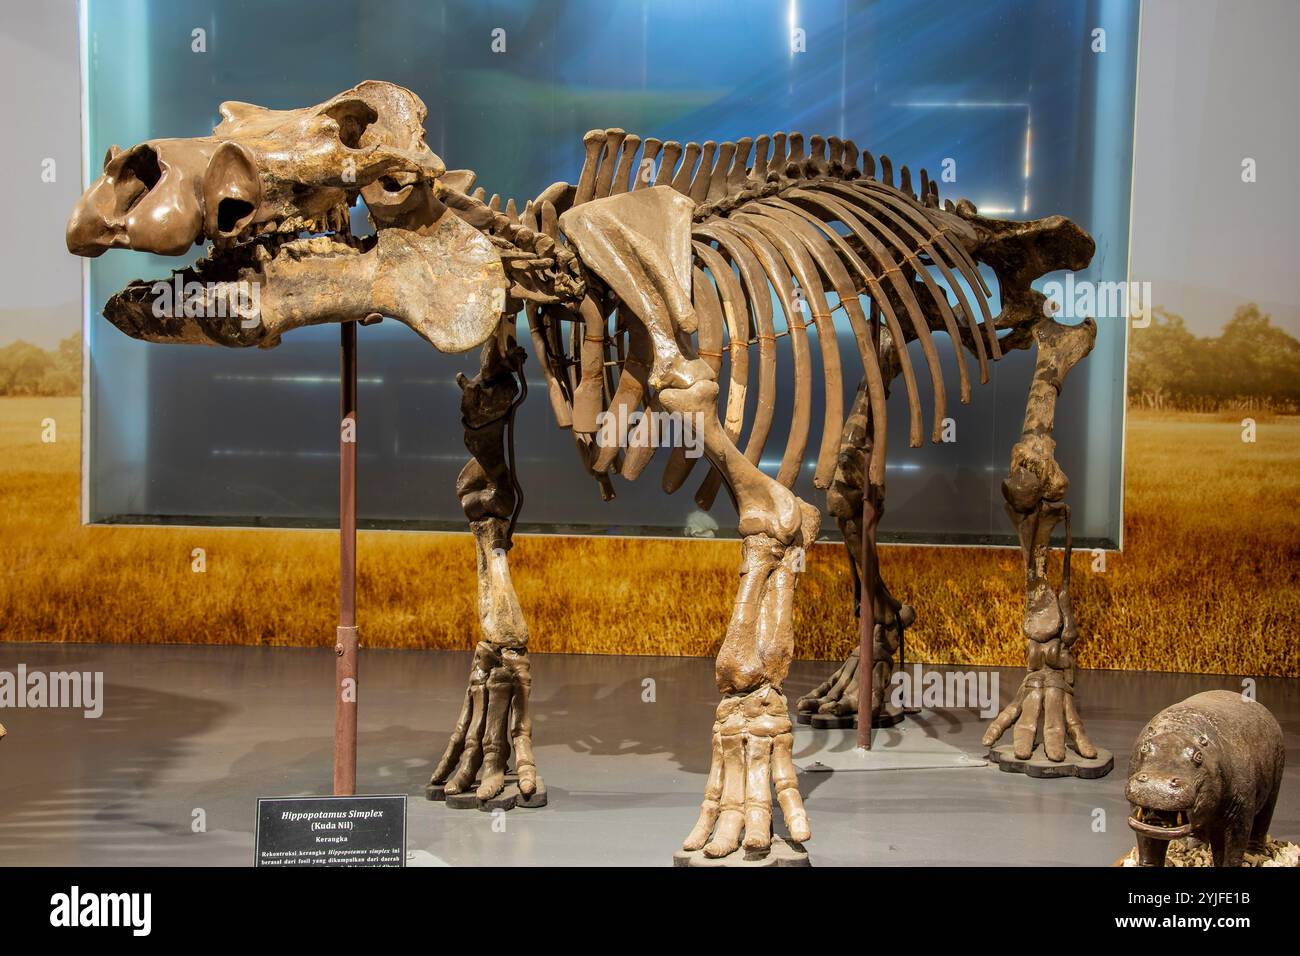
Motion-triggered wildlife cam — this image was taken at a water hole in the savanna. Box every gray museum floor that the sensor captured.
[0,642,1296,867]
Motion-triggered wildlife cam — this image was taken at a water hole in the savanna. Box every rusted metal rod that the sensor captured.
[858,302,881,751]
[334,319,359,795]
[857,482,876,750]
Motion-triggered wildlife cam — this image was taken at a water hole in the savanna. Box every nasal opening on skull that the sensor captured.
[115,145,162,216]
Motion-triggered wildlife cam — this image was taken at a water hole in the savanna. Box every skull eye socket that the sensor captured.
[323,100,379,150]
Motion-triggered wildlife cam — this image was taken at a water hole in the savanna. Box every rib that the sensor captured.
[693,243,750,440]
[785,186,947,444]
[745,203,888,487]
[572,295,608,434]
[833,181,991,379]
[719,217,813,489]
[526,302,573,429]
[613,322,657,478]
[733,210,844,489]
[760,195,925,449]
[693,223,778,508]
[819,181,975,400]
[855,180,1001,359]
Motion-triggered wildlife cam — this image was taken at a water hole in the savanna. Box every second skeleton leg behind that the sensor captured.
[799,380,914,724]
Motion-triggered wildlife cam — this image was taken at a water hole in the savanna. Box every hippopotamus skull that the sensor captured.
[67,80,506,353]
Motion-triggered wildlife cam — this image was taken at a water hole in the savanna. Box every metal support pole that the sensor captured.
[857,483,876,750]
[857,301,882,751]
[334,320,359,796]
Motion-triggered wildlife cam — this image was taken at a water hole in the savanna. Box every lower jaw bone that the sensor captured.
[104,244,379,348]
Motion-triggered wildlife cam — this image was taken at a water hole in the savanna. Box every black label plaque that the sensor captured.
[255,795,406,867]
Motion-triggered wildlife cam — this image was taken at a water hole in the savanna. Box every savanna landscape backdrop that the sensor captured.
[1,302,1295,677]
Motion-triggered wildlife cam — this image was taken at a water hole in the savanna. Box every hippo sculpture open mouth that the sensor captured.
[1126,690,1285,866]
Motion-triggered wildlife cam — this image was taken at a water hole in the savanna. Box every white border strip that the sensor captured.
[1116,0,1145,554]
[77,0,90,527]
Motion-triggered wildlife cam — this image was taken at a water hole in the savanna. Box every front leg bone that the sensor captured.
[664,377,818,856]
[684,686,808,858]
[430,336,541,803]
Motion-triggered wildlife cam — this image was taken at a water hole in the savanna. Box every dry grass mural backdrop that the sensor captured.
[1,315,1296,678]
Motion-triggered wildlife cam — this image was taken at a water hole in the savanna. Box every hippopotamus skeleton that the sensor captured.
[67,81,1101,860]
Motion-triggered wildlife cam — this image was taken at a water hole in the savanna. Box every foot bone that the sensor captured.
[683,684,809,858]
[430,641,538,800]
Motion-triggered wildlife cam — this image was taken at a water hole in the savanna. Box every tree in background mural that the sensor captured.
[0,334,80,397]
[1128,304,1300,412]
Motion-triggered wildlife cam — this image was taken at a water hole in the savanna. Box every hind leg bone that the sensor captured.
[982,318,1098,762]
[799,379,910,723]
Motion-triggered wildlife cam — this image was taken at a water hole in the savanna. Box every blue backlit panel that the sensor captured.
[83,0,1138,546]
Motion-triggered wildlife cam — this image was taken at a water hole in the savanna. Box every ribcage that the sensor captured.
[517,129,1007,507]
